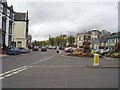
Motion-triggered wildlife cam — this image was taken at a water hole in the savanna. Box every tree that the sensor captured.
[83,40,91,53]
[68,36,75,47]
[62,38,67,46]
[49,37,55,46]
[32,40,40,46]
[55,36,62,46]
[115,42,120,52]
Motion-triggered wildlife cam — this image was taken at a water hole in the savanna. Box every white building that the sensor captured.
[13,11,29,47]
[0,0,14,51]
[0,2,2,49]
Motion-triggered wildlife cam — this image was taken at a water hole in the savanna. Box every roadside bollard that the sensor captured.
[93,54,99,66]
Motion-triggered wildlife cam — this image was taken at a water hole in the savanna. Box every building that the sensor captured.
[76,33,85,48]
[76,29,111,49]
[13,11,29,47]
[108,32,120,51]
[0,1,2,50]
[90,29,101,49]
[99,30,111,49]
[76,31,91,48]
[0,0,14,51]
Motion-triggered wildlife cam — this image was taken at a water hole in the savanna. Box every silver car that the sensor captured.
[19,47,30,53]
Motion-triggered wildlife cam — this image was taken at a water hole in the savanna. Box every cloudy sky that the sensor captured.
[7,0,118,41]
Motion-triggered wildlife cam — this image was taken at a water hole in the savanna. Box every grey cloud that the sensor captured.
[13,2,118,40]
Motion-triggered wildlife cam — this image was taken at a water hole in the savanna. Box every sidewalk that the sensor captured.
[0,54,8,58]
[87,65,120,68]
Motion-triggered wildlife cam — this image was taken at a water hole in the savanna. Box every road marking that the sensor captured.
[29,65,86,68]
[4,68,28,78]
[0,77,4,79]
[0,55,56,80]
[0,67,28,79]
[0,66,26,77]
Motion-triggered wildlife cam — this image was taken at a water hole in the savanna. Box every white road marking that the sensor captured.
[0,66,26,77]
[1,55,56,80]
[0,77,4,79]
[4,74,13,77]
[1,68,28,79]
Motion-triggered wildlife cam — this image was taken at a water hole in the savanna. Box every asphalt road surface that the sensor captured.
[1,49,119,88]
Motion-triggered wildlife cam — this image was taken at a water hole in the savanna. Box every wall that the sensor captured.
[0,12,2,48]
[13,21,27,47]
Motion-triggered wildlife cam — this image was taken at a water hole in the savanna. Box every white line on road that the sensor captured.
[0,77,4,79]
[39,55,56,62]
[4,68,28,78]
[0,66,27,77]
[1,55,56,80]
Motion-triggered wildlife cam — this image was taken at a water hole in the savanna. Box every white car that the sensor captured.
[48,46,53,49]
[100,49,109,55]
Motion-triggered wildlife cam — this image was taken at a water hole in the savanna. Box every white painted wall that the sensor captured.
[0,12,2,47]
[0,3,2,48]
[0,3,2,29]
[13,21,27,47]
[0,13,2,29]
[5,18,9,46]
[5,9,11,46]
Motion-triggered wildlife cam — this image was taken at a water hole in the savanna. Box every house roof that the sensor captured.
[99,38,108,42]
[109,32,120,39]
[14,12,27,21]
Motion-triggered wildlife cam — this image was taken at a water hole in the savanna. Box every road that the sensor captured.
[1,49,119,88]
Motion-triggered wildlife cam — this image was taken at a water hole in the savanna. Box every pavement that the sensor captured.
[87,65,120,68]
[0,54,8,58]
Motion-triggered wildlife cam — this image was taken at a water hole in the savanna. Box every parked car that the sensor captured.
[64,47,70,52]
[7,47,20,55]
[68,47,74,53]
[52,46,57,49]
[100,49,109,56]
[41,46,47,51]
[64,47,72,52]
[59,46,65,50]
[19,47,30,53]
[33,46,39,51]
[93,49,100,53]
[48,46,53,49]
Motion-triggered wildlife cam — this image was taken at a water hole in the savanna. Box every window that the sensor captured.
[79,36,81,41]
[2,17,6,32]
[9,20,12,34]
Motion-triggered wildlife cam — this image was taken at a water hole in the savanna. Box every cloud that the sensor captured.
[7,1,118,40]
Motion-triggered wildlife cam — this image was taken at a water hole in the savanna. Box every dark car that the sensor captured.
[41,47,47,51]
[33,46,39,51]
[59,46,65,50]
[7,47,20,55]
